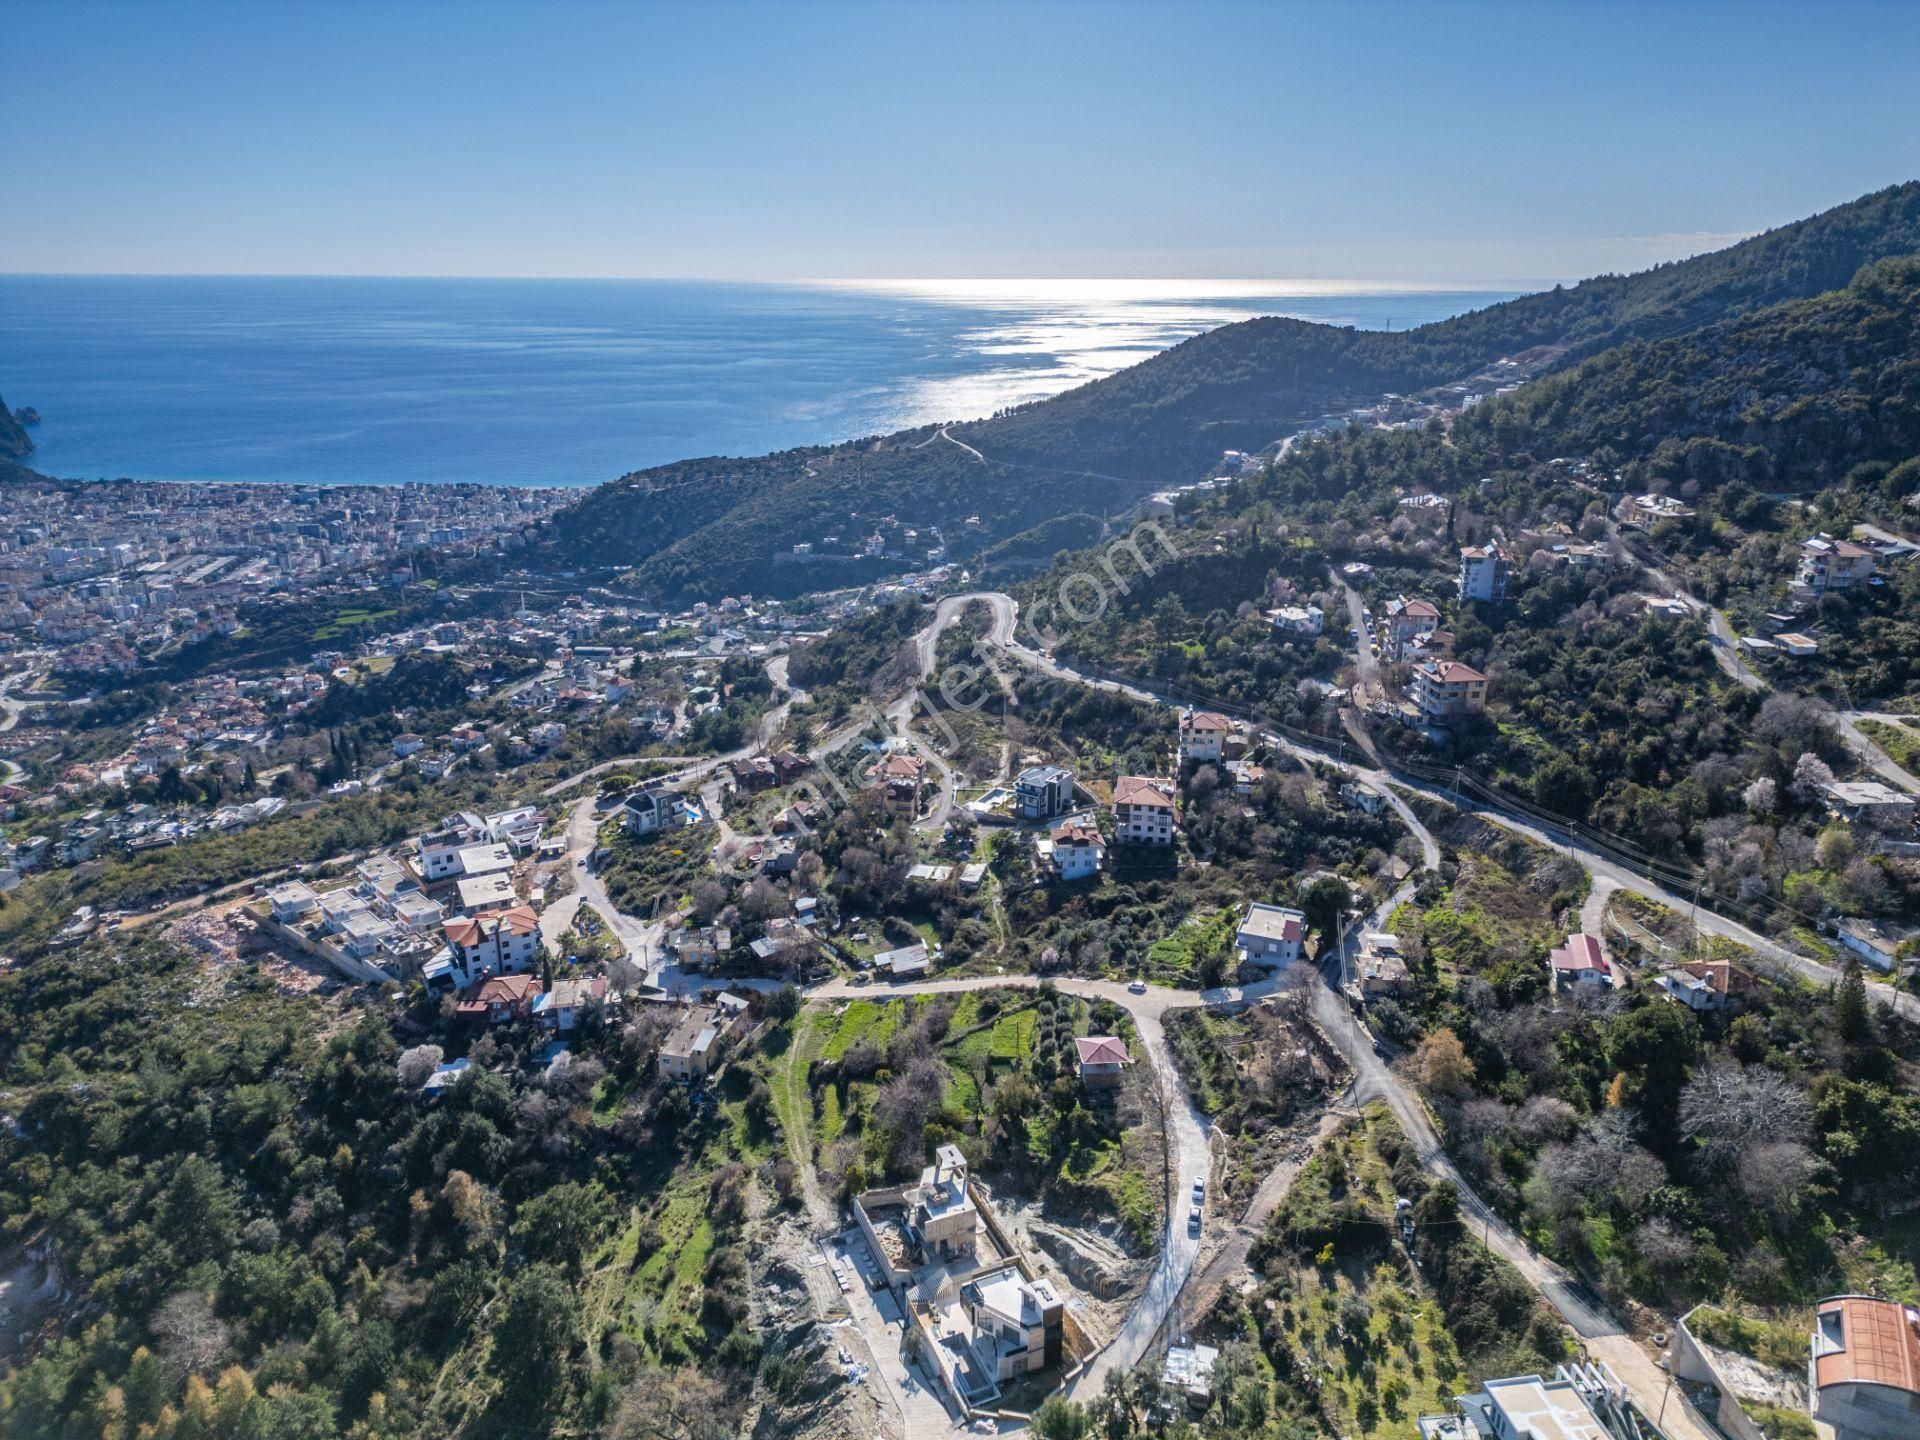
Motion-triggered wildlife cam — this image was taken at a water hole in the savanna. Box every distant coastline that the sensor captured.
[0,276,1515,490]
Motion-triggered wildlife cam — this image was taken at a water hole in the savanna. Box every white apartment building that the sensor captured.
[1797,534,1878,596]
[1411,659,1489,726]
[418,813,489,881]
[1458,545,1510,603]
[1043,818,1106,881]
[433,904,541,990]
[1178,707,1232,763]
[1112,775,1175,843]
[1236,902,1306,967]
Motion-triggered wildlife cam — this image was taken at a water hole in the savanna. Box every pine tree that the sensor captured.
[1835,959,1873,1046]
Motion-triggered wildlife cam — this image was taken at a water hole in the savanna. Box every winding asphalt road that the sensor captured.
[924,590,1803,1436]
[0,668,42,784]
[542,588,1754,1434]
[1614,531,1919,795]
[809,971,1224,1403]
[960,590,1917,1022]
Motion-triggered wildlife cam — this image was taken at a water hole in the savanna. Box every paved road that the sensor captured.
[938,426,986,464]
[1298,948,1716,1440]
[811,970,1219,1401]
[1579,876,1620,936]
[1175,1108,1347,1329]
[1614,533,1918,794]
[541,793,662,967]
[963,590,1918,1023]
[1065,994,1211,1402]
[1831,710,1920,795]
[931,593,1794,1434]
[1382,769,1920,1024]
[0,669,37,784]
[537,647,813,973]
[1702,605,1767,692]
[1337,579,1380,692]
[541,585,1826,1436]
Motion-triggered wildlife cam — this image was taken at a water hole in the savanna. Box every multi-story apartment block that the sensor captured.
[1177,707,1232,764]
[1458,545,1510,603]
[1796,534,1877,596]
[622,785,688,837]
[1411,659,1489,726]
[434,904,541,990]
[1044,818,1105,881]
[1377,595,1441,661]
[1014,764,1075,821]
[1112,775,1176,843]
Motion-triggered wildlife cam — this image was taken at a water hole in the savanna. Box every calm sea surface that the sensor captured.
[0,277,1515,487]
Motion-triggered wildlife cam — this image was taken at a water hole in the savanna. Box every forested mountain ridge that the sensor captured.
[1007,242,1920,875]
[525,182,1920,601]
[948,180,1920,479]
[1480,253,1920,490]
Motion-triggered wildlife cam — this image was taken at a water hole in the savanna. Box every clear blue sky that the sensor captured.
[7,0,1918,285]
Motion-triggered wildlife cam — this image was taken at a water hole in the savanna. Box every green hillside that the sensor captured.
[526,182,1920,601]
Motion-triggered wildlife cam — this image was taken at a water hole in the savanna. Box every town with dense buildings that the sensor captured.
[3,188,1920,1440]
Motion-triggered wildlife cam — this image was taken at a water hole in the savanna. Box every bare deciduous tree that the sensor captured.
[154,1291,231,1380]
[1533,1112,1665,1217]
[611,1365,738,1440]
[873,1054,948,1168]
[1679,1059,1810,1176]
[1634,1217,1697,1281]
[396,1043,444,1089]
[1736,1140,1822,1225]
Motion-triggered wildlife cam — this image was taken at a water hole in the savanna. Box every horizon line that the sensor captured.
[0,269,1553,293]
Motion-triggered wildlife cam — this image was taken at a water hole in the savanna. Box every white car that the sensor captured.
[1187,1205,1202,1232]
[1192,1177,1206,1203]
[1128,979,1148,994]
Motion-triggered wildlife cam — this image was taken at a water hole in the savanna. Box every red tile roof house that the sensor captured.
[1177,707,1233,764]
[1112,775,1176,844]
[1410,659,1489,726]
[1376,595,1441,661]
[456,972,543,1025]
[1657,958,1756,1012]
[864,752,927,817]
[1548,932,1613,990]
[440,904,541,988]
[1044,819,1106,882]
[1074,1036,1132,1090]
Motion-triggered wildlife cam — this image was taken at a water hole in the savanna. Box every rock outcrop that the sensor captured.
[0,396,33,461]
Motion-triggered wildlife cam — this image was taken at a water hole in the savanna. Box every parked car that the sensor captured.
[1187,1206,1202,1232]
[1192,1177,1206,1202]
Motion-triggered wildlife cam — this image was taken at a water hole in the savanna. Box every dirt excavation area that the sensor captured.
[991,1189,1157,1349]
[744,1187,1159,1438]
[171,903,344,996]
[745,1214,902,1440]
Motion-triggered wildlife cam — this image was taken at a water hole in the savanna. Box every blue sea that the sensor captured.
[0,277,1516,488]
